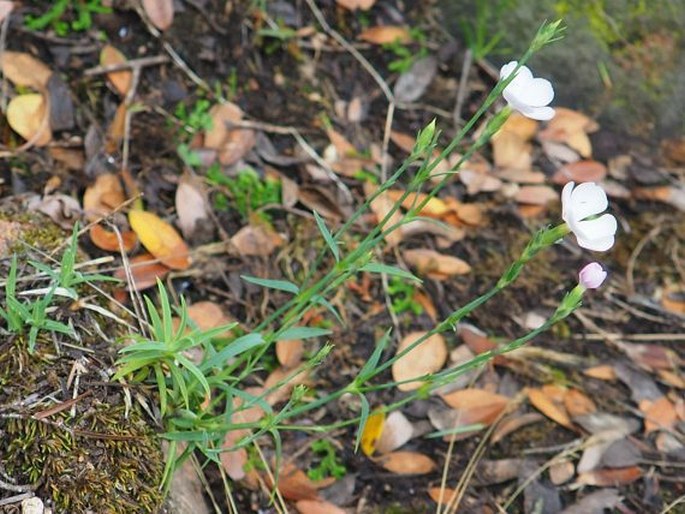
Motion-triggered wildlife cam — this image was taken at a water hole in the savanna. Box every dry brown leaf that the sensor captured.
[365,182,404,247]
[615,341,681,372]
[220,430,248,480]
[276,339,304,368]
[491,131,532,170]
[375,411,413,455]
[7,94,51,146]
[295,500,346,514]
[176,175,210,239]
[359,26,411,45]
[129,210,191,270]
[458,324,497,355]
[89,225,137,252]
[326,127,356,158]
[376,451,436,475]
[478,458,524,485]
[538,108,598,158]
[459,169,502,195]
[491,412,545,444]
[575,466,642,487]
[440,388,509,411]
[1,51,52,90]
[231,223,284,256]
[641,396,678,434]
[277,464,319,501]
[142,0,174,30]
[114,253,169,291]
[453,202,484,226]
[264,366,308,406]
[549,459,575,485]
[186,301,233,332]
[515,185,558,205]
[403,249,470,280]
[658,369,685,389]
[390,131,416,154]
[100,45,132,96]
[584,365,617,381]
[392,332,447,392]
[49,147,85,171]
[83,174,126,222]
[552,160,607,185]
[204,102,242,149]
[428,487,457,505]
[495,168,546,184]
[563,389,597,418]
[527,387,573,429]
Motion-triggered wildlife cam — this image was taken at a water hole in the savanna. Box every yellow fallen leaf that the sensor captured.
[7,94,51,146]
[361,410,385,457]
[128,210,190,270]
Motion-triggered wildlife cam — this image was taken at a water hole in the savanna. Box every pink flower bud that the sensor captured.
[578,262,607,289]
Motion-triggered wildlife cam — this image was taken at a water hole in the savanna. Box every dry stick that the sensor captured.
[625,222,662,295]
[453,48,473,126]
[444,394,525,514]
[0,11,11,112]
[83,55,170,76]
[253,440,289,514]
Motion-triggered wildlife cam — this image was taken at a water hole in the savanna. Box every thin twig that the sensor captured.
[83,55,170,76]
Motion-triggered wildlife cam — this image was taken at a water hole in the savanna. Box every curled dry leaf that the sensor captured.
[527,386,574,430]
[538,107,598,159]
[375,451,436,475]
[175,175,210,240]
[295,499,346,514]
[583,364,617,381]
[129,210,191,270]
[403,249,471,280]
[392,332,447,392]
[89,224,137,252]
[231,223,284,257]
[375,410,414,455]
[204,102,256,166]
[276,339,304,368]
[100,45,132,96]
[335,0,375,10]
[1,51,52,90]
[26,194,80,229]
[114,253,169,291]
[142,0,174,30]
[7,94,52,146]
[276,464,319,501]
[358,26,411,45]
[83,174,126,221]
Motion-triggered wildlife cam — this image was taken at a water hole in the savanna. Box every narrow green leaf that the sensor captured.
[313,210,339,262]
[276,326,331,341]
[168,364,189,409]
[176,353,211,400]
[312,295,344,325]
[200,333,263,372]
[157,280,174,344]
[354,393,370,454]
[241,275,299,294]
[359,262,421,283]
[154,365,168,416]
[425,423,484,438]
[358,329,392,381]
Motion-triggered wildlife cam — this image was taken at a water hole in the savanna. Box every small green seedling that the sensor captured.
[25,0,111,36]
[0,255,74,353]
[387,276,423,316]
[207,165,281,221]
[307,439,347,481]
[383,28,429,73]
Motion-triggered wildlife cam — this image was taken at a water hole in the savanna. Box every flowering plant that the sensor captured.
[562,181,618,251]
[499,61,555,120]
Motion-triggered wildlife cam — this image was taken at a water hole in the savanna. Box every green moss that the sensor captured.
[3,408,164,513]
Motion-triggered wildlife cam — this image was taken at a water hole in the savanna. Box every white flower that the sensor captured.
[562,182,617,252]
[578,262,607,289]
[499,61,555,121]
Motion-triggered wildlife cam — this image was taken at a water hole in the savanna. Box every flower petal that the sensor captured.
[561,181,575,223]
[512,78,554,107]
[499,61,518,80]
[524,105,555,121]
[576,234,615,252]
[570,182,609,220]
[575,213,618,243]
